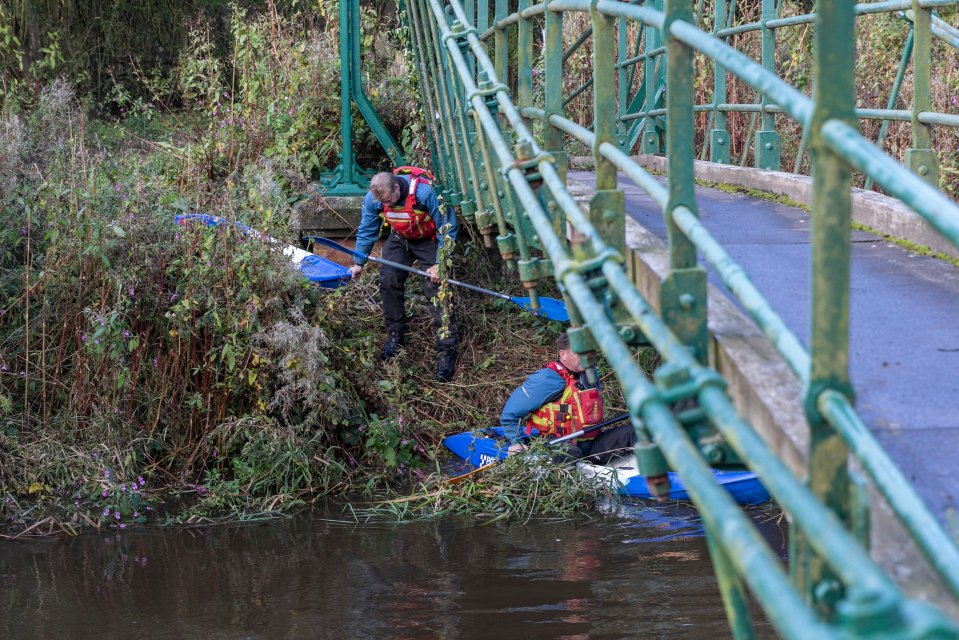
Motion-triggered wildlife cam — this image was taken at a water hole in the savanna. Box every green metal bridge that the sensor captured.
[320,0,959,636]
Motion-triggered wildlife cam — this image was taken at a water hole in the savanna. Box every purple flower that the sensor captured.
[122,330,131,338]
[152,357,158,368]
[196,485,207,495]
[114,512,121,520]
[137,476,145,486]
[120,484,126,492]
[400,439,409,446]
[80,334,86,342]
[101,490,108,497]
[119,523,126,529]
[104,469,111,479]
[103,508,110,517]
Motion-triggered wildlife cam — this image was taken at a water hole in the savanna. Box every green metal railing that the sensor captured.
[615,0,959,180]
[383,0,959,635]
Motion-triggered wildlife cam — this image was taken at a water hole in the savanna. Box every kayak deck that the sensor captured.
[443,429,770,505]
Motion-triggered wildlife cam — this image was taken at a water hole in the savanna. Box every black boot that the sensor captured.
[435,348,457,382]
[382,332,404,361]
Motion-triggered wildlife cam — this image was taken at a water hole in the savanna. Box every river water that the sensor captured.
[1,501,785,639]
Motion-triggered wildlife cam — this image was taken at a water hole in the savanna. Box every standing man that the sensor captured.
[348,167,459,382]
[500,332,633,464]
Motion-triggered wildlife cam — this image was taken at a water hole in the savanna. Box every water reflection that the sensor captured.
[0,502,785,639]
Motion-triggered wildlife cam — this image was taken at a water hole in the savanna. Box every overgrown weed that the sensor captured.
[353,440,617,523]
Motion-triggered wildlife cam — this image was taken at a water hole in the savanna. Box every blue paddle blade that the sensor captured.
[509,296,569,322]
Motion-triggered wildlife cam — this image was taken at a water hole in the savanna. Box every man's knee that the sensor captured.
[379,268,405,291]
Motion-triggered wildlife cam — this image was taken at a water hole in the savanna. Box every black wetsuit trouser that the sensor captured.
[379,233,458,350]
[560,423,635,465]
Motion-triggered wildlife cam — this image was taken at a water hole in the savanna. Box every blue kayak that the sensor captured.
[443,428,770,506]
[174,213,350,288]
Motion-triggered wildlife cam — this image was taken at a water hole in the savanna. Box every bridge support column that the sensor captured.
[709,0,730,165]
[641,0,665,155]
[906,1,940,187]
[663,0,708,363]
[753,0,780,171]
[802,0,857,614]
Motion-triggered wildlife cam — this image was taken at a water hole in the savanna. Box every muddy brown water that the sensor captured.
[0,501,785,639]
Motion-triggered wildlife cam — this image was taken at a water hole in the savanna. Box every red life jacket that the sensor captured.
[525,362,604,440]
[381,166,438,241]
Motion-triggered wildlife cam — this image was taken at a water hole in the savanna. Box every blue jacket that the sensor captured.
[499,367,569,444]
[353,175,457,265]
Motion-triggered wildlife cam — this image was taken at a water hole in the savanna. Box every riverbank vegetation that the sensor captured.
[0,2,629,536]
[0,71,611,535]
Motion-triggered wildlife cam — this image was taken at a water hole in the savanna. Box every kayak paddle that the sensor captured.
[305,236,569,322]
[445,412,632,484]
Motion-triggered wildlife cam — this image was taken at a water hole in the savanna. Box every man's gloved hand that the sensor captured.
[348,264,363,278]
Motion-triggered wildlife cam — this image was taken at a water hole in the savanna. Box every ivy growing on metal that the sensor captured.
[388,0,959,635]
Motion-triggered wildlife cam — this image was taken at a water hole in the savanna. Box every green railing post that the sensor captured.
[470,0,501,243]
[404,0,446,181]
[617,15,630,147]
[590,0,626,255]
[705,528,758,640]
[803,0,857,611]
[710,0,731,164]
[544,0,569,243]
[494,0,511,131]
[864,26,913,192]
[424,1,469,204]
[517,0,534,126]
[442,8,472,200]
[754,0,781,170]
[906,0,940,187]
[642,0,665,155]
[409,0,456,192]
[662,0,708,364]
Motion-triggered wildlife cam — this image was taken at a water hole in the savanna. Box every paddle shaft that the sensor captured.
[306,236,512,301]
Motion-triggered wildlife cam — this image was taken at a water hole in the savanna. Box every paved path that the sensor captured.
[571,171,959,522]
